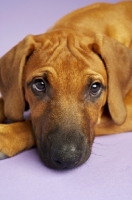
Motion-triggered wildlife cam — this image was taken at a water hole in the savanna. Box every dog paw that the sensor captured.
[0,152,9,160]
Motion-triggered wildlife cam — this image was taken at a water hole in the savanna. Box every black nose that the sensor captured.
[48,129,87,169]
[51,144,82,169]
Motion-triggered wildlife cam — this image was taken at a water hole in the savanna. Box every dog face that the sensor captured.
[1,31,132,169]
[23,33,107,169]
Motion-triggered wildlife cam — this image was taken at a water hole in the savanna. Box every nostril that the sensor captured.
[52,159,64,167]
[51,152,67,168]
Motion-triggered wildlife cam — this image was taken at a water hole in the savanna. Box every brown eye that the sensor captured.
[90,82,102,96]
[32,79,46,92]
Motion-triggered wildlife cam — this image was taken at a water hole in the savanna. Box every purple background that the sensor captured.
[0,1,132,200]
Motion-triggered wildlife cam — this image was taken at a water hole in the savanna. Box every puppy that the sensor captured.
[0,1,132,169]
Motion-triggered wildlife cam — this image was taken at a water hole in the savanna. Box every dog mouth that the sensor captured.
[37,131,92,169]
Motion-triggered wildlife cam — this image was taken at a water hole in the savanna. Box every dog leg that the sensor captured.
[0,120,35,159]
[95,114,132,136]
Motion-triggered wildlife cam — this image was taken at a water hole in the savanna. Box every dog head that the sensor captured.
[1,30,132,169]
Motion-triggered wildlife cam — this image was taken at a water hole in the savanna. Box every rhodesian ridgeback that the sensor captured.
[0,1,132,169]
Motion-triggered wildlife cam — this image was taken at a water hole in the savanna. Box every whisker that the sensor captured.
[92,145,106,149]
[91,151,105,157]
[93,141,118,146]
[93,142,108,146]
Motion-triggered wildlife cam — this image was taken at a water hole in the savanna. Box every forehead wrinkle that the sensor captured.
[36,33,95,68]
[37,37,68,64]
[67,34,96,66]
[26,33,102,84]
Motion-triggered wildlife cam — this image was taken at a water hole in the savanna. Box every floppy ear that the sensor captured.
[0,35,38,121]
[92,34,132,125]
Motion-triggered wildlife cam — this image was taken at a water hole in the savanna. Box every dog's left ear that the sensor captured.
[92,34,132,125]
[0,35,40,121]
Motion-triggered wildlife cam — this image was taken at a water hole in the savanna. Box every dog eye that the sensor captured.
[32,79,46,92]
[89,82,102,96]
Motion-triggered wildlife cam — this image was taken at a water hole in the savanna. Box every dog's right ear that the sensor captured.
[0,35,40,121]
